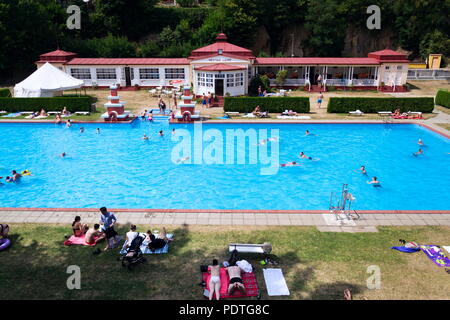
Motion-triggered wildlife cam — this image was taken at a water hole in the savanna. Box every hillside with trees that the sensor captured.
[0,0,449,84]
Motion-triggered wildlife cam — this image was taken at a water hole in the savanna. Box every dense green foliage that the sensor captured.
[248,75,270,96]
[0,88,11,97]
[224,97,310,113]
[0,0,449,83]
[435,90,450,109]
[0,97,93,113]
[327,97,435,113]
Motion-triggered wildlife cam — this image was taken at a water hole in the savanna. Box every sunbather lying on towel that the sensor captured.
[146,227,171,252]
[226,264,246,295]
[85,224,105,245]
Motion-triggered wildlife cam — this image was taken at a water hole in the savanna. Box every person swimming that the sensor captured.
[300,152,319,161]
[61,152,66,157]
[356,165,367,174]
[176,156,190,163]
[305,130,316,136]
[367,176,381,187]
[142,134,149,140]
[413,148,423,157]
[280,161,301,167]
[172,129,176,135]
[79,127,84,133]
[159,130,164,136]
[258,137,278,146]
[418,138,424,146]
[66,119,72,127]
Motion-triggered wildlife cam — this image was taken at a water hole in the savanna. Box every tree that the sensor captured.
[275,70,288,86]
[420,30,450,67]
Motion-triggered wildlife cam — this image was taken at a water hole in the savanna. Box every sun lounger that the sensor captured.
[378,111,392,116]
[277,115,311,119]
[35,115,48,119]
[229,243,266,254]
[348,110,364,116]
[202,267,259,299]
[225,112,240,118]
[2,112,22,118]
[75,111,90,116]
[242,113,256,118]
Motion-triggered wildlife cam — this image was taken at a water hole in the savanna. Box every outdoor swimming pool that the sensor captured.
[0,121,449,211]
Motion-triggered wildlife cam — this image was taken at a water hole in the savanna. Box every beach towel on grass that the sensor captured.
[263,268,290,296]
[443,246,450,254]
[119,233,173,255]
[391,246,420,253]
[420,245,450,267]
[202,267,259,299]
[64,234,98,246]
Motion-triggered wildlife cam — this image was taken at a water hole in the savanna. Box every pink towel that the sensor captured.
[64,235,98,246]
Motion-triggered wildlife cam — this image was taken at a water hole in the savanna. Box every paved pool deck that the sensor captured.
[2,210,450,230]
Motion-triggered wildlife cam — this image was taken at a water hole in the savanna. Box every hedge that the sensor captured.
[327,97,435,113]
[0,97,93,113]
[435,90,450,109]
[0,88,11,97]
[224,97,310,113]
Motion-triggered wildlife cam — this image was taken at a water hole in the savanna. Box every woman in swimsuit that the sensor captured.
[0,224,9,238]
[72,216,88,237]
[208,259,221,300]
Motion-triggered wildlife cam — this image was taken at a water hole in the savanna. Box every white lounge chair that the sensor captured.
[348,110,364,116]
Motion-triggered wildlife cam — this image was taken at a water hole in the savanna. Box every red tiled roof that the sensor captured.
[195,64,246,71]
[191,33,254,58]
[189,52,252,61]
[41,49,77,57]
[369,49,406,56]
[255,57,380,65]
[368,49,409,62]
[67,58,190,65]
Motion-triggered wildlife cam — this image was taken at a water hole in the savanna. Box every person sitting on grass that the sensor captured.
[146,227,170,252]
[124,224,139,249]
[208,259,221,300]
[72,216,88,237]
[85,224,105,245]
[62,107,70,116]
[226,264,246,295]
[39,109,48,117]
[252,106,261,116]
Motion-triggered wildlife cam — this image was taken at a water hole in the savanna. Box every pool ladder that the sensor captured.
[329,184,360,221]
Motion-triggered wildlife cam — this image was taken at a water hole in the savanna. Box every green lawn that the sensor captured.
[1,224,450,300]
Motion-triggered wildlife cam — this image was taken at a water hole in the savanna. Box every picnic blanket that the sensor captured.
[443,246,450,254]
[263,268,290,296]
[420,245,450,267]
[119,233,173,255]
[64,234,98,246]
[391,246,420,253]
[2,112,21,118]
[202,267,259,299]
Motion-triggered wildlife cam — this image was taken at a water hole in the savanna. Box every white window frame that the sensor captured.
[70,68,91,80]
[96,68,116,80]
[139,68,159,79]
[165,68,185,79]
[226,73,235,87]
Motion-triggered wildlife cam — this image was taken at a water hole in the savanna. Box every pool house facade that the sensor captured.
[36,34,410,96]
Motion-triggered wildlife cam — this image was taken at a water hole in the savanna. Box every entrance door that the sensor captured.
[124,67,132,86]
[309,67,316,84]
[215,79,224,96]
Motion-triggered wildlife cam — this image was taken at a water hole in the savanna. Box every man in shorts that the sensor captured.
[226,264,246,295]
[85,224,105,245]
[99,207,119,250]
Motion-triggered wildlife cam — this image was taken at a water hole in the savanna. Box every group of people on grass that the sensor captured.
[70,207,170,252]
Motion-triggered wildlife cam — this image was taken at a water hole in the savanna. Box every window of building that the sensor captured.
[385,66,390,70]
[235,73,244,86]
[139,68,159,79]
[165,68,185,79]
[397,66,403,70]
[70,68,91,80]
[226,73,234,87]
[206,73,213,87]
[197,73,206,87]
[96,68,116,80]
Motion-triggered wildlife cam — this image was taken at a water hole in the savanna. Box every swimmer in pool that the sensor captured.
[177,156,190,163]
[356,165,367,174]
[413,148,423,157]
[280,161,301,167]
[96,128,100,134]
[80,127,84,133]
[66,119,72,127]
[172,129,176,135]
[159,130,164,136]
[305,130,316,136]
[299,152,319,161]
[367,176,381,186]
[11,170,21,182]
[61,152,66,157]
[418,138,424,146]
[258,137,278,146]
[5,176,13,183]
[142,134,149,140]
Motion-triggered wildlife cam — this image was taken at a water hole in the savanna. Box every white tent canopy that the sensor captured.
[14,62,84,97]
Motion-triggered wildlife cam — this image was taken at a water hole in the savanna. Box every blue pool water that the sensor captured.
[0,121,449,210]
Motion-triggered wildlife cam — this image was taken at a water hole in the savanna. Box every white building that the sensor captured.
[36,33,410,95]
